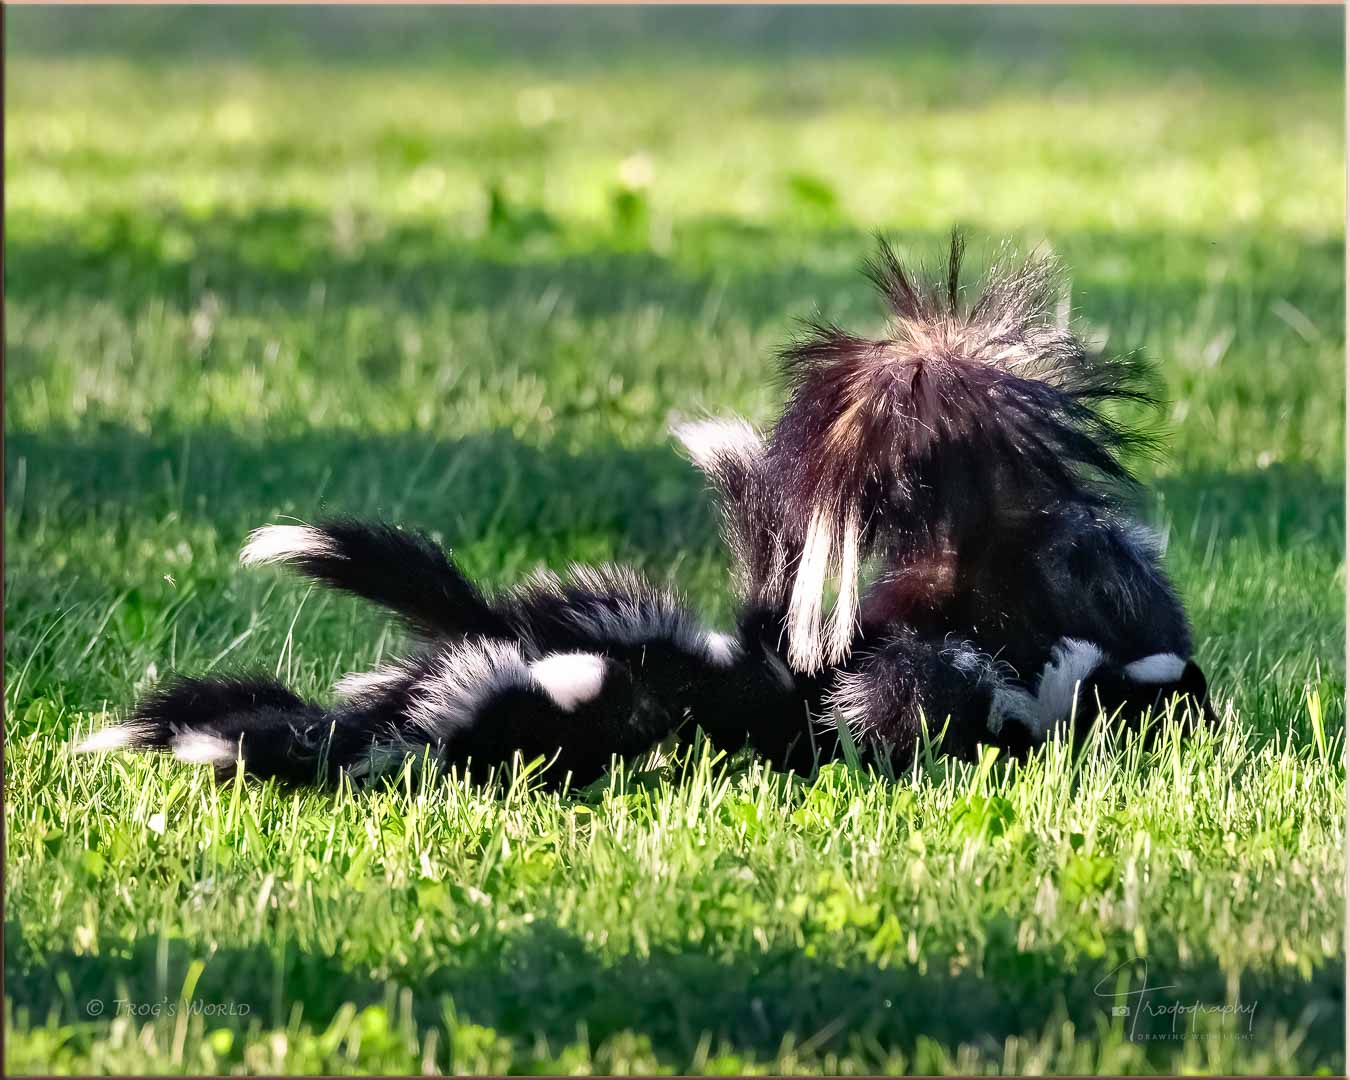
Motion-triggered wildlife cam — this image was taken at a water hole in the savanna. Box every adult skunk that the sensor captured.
[674,234,1211,759]
[78,235,1211,787]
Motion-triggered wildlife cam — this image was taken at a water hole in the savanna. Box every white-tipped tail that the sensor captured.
[529,653,608,711]
[670,417,764,472]
[239,525,340,567]
[75,724,144,754]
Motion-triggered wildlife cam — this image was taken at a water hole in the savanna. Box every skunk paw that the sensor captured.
[987,684,1038,734]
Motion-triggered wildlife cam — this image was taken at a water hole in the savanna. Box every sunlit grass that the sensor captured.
[4,7,1344,1075]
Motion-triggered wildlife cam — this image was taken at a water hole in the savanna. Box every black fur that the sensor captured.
[242,518,510,641]
[81,234,1213,790]
[683,234,1212,761]
[87,527,805,789]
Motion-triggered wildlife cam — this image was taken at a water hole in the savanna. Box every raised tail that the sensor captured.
[239,519,512,641]
[765,233,1160,672]
[671,416,789,617]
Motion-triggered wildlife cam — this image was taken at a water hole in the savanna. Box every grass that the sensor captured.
[3,7,1345,1075]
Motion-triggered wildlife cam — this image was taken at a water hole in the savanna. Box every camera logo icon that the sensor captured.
[1111,1005,1130,1017]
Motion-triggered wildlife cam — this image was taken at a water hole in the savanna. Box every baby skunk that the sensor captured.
[78,235,1212,788]
[77,520,803,788]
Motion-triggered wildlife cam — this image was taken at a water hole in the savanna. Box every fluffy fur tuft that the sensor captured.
[765,234,1159,671]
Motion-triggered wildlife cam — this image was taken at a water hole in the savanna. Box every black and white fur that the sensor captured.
[675,235,1211,763]
[78,235,1212,787]
[78,520,804,788]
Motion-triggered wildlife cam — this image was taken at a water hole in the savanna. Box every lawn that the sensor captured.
[3,7,1345,1075]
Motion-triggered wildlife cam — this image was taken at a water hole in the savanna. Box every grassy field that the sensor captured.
[4,7,1345,1075]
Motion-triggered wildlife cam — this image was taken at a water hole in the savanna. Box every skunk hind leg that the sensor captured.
[824,630,1039,765]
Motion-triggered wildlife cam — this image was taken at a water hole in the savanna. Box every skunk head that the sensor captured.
[1079,653,1214,734]
[1034,639,1213,740]
[670,608,822,766]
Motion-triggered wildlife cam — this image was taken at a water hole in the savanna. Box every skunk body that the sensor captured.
[81,520,804,787]
[80,235,1211,788]
[676,236,1211,760]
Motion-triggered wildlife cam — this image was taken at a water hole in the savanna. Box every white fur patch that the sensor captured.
[333,663,412,700]
[670,417,764,473]
[788,507,863,674]
[1123,652,1187,684]
[406,639,535,739]
[75,724,143,754]
[1033,638,1106,734]
[172,732,236,766]
[529,653,608,711]
[703,632,742,667]
[824,507,862,667]
[239,524,339,566]
[787,510,834,673]
[823,666,873,736]
[946,645,984,677]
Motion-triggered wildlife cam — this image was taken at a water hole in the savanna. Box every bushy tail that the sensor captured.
[240,519,511,640]
[766,233,1160,672]
[74,674,371,784]
[670,417,791,619]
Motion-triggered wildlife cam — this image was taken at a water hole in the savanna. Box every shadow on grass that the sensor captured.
[4,421,1343,733]
[5,5,1341,110]
[1,425,730,718]
[6,424,1343,556]
[4,918,1343,1071]
[3,425,724,570]
[1153,467,1344,550]
[5,206,1344,335]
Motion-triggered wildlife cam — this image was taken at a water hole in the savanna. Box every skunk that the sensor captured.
[78,235,1212,788]
[673,235,1211,762]
[77,520,805,788]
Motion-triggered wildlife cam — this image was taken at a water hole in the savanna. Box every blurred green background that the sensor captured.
[4,6,1345,1075]
[5,4,1342,710]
